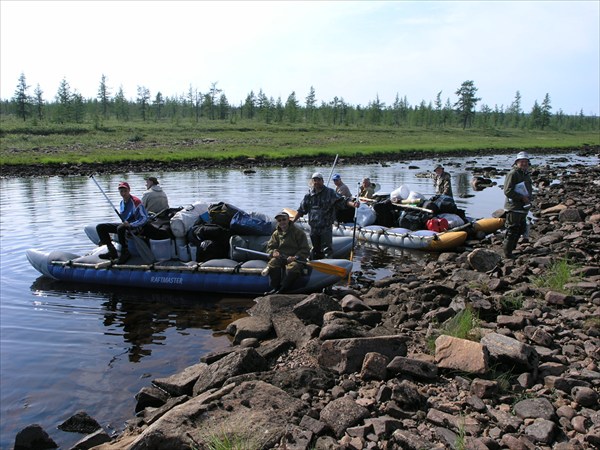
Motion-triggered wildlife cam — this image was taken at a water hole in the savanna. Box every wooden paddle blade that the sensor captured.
[283,208,299,221]
[306,261,347,277]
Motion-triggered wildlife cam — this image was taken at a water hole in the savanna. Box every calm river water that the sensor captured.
[0,152,595,448]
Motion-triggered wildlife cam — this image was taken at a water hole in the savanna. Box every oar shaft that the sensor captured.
[91,175,122,220]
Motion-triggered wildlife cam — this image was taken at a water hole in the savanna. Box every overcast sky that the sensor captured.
[2,1,598,115]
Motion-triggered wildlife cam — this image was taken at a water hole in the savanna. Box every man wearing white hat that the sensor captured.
[293,172,358,259]
[503,152,533,258]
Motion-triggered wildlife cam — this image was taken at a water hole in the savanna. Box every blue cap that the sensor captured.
[332,173,341,181]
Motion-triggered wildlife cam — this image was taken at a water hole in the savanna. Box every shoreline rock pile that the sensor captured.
[14,159,600,450]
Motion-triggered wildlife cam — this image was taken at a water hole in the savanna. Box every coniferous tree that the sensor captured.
[529,100,542,128]
[275,96,284,123]
[454,80,481,129]
[33,84,44,120]
[55,77,72,123]
[72,91,85,123]
[284,91,299,123]
[137,86,151,121]
[305,86,316,123]
[541,93,552,129]
[242,91,256,120]
[153,92,164,120]
[208,82,221,120]
[13,73,30,121]
[97,74,111,119]
[508,91,522,128]
[114,86,129,121]
[217,93,229,120]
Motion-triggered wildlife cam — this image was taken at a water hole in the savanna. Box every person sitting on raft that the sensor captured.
[359,177,375,199]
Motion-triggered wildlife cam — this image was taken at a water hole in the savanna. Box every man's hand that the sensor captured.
[286,256,296,264]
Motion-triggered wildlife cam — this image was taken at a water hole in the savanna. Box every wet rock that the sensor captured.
[70,428,112,450]
[14,424,58,450]
[467,248,502,272]
[57,411,102,434]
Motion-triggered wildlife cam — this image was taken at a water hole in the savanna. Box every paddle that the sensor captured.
[348,182,361,283]
[326,154,339,186]
[90,175,155,264]
[233,246,348,278]
[390,202,435,214]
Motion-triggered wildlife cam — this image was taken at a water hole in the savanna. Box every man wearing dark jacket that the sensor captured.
[264,211,311,294]
[503,152,533,258]
[293,172,357,259]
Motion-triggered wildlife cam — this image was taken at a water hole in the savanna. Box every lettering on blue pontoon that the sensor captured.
[150,276,183,284]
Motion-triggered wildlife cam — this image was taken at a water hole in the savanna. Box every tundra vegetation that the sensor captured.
[1,74,598,167]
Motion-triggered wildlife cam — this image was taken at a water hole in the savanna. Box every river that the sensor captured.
[0,151,595,448]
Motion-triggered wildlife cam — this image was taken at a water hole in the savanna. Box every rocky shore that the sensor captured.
[1,146,596,179]
[14,155,600,450]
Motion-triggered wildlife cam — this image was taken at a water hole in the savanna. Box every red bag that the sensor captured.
[426,218,449,232]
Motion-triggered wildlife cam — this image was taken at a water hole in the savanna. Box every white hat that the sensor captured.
[515,152,531,163]
[311,172,324,180]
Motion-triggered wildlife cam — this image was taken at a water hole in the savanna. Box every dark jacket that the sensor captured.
[266,223,310,260]
[297,186,348,234]
[503,167,533,211]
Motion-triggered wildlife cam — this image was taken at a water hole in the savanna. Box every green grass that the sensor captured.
[533,257,581,294]
[1,116,598,166]
[427,307,481,352]
[498,293,524,313]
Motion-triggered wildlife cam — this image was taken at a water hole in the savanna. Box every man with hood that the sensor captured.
[503,152,533,258]
[263,210,311,294]
[142,176,169,214]
[293,172,357,259]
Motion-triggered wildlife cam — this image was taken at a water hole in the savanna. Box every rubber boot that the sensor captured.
[265,268,283,295]
[278,272,300,294]
[503,234,518,259]
[99,242,118,260]
[117,246,131,264]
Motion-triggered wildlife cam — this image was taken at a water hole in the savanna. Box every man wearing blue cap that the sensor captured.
[332,173,351,197]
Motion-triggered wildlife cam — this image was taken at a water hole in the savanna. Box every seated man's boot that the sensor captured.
[265,269,282,295]
[278,272,300,294]
[99,242,118,260]
[116,248,131,264]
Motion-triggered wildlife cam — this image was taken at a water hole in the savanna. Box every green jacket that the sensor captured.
[266,223,310,260]
[503,166,533,211]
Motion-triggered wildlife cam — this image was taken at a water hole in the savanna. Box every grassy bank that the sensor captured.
[1,118,598,166]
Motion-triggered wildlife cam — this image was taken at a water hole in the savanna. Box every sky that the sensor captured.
[1,1,599,116]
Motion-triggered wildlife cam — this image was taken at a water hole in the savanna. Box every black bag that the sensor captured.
[398,210,431,231]
[373,199,399,227]
[208,202,245,228]
[425,195,458,215]
[196,240,228,262]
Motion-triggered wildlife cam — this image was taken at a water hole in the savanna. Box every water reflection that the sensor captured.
[30,276,253,363]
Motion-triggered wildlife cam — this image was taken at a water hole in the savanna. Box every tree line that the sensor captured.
[3,73,598,132]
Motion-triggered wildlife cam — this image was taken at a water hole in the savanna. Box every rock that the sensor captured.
[227,315,272,344]
[480,332,539,370]
[467,248,502,272]
[524,418,556,444]
[57,411,102,434]
[318,335,408,374]
[359,352,389,381]
[293,293,341,326]
[571,386,599,407]
[319,396,370,438]
[434,335,489,374]
[154,362,208,397]
[513,397,555,420]
[135,385,170,412]
[559,208,585,222]
[386,356,438,380]
[14,424,58,450]
[70,428,112,449]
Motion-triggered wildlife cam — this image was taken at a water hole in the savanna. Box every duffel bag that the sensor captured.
[208,202,246,228]
[426,218,449,232]
[170,202,209,238]
[398,210,430,231]
[230,211,275,236]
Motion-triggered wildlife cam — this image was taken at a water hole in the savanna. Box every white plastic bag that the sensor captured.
[355,203,377,227]
[390,185,410,202]
[170,201,209,238]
